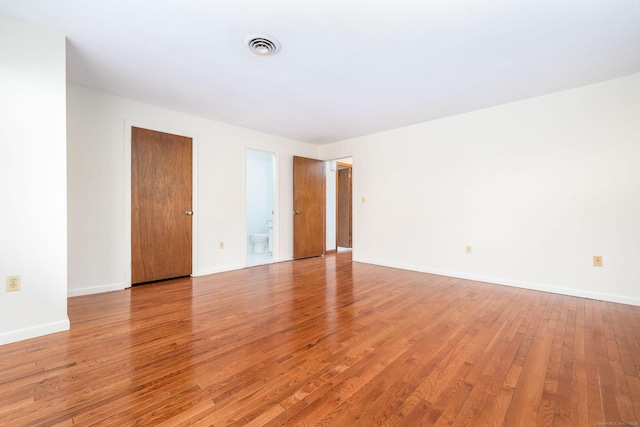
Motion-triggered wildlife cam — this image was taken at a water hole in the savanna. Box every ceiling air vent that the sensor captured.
[246,35,281,56]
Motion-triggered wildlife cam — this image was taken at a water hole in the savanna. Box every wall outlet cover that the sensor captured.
[6,275,21,292]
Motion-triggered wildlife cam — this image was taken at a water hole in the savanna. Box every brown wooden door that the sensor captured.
[131,127,192,284]
[337,166,352,248]
[293,156,325,259]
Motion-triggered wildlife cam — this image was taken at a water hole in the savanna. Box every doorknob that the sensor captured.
[185,211,193,216]
[293,210,300,215]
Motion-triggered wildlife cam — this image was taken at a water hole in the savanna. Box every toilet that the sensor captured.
[249,234,269,253]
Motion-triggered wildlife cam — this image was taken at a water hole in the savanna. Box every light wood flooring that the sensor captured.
[1,252,639,426]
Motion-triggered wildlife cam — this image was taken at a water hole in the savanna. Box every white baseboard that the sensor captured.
[193,264,245,277]
[353,256,640,307]
[68,282,124,297]
[194,259,294,277]
[0,319,70,346]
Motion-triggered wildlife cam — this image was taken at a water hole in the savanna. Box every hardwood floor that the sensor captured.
[1,253,639,426]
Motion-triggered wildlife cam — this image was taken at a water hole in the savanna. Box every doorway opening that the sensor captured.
[246,149,276,267]
[326,157,353,253]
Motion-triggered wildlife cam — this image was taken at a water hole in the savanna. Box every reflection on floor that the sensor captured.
[337,247,352,253]
[247,252,273,267]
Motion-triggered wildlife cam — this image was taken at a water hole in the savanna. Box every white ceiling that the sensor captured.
[1,1,639,144]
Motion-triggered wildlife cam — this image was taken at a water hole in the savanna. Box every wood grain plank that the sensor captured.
[570,297,589,426]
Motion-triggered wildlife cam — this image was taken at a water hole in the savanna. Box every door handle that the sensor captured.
[293,210,300,215]
[185,211,194,216]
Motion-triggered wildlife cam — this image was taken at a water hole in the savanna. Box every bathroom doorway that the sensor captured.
[246,149,276,267]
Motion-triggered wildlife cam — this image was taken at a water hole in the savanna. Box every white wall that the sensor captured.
[321,73,640,306]
[67,85,318,296]
[0,15,69,344]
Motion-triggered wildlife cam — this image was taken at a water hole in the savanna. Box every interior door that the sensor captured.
[131,127,192,284]
[337,166,352,248]
[293,156,325,259]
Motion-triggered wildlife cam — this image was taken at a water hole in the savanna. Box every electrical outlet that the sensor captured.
[6,275,20,292]
[465,245,472,254]
[593,256,603,267]
[361,196,366,204]
[219,241,224,249]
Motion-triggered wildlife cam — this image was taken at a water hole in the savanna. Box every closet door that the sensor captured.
[131,127,192,284]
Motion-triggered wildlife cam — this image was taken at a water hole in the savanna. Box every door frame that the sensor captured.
[325,155,355,254]
[336,162,353,249]
[124,120,199,288]
[243,145,279,266]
